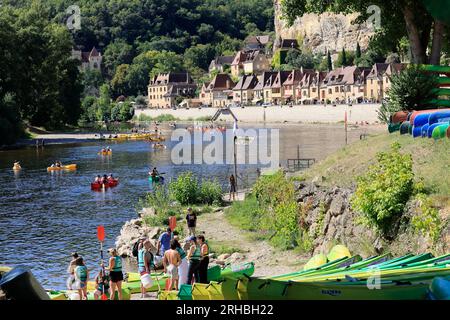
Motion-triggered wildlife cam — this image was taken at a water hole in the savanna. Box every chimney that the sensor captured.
[226,80,231,88]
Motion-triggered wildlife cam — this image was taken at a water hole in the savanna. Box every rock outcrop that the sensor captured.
[115,218,159,257]
[274,0,375,55]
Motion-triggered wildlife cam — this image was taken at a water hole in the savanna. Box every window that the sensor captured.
[328,89,332,94]
[371,79,373,85]
[371,89,373,96]
[335,87,339,93]
[312,88,316,93]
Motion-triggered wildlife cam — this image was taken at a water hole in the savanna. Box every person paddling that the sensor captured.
[107,248,123,300]
[73,257,89,300]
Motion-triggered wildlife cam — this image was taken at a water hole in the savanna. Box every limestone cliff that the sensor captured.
[274,0,375,54]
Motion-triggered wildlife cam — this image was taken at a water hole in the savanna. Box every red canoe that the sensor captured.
[91,179,119,190]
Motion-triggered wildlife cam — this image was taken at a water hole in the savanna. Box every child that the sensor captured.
[73,257,89,300]
[93,268,110,300]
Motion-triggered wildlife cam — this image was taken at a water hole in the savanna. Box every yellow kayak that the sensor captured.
[47,164,77,171]
[98,151,112,155]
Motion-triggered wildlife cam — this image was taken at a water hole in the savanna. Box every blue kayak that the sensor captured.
[421,124,430,137]
[412,126,423,138]
[413,113,433,127]
[428,277,450,300]
[428,110,450,125]
[427,123,443,138]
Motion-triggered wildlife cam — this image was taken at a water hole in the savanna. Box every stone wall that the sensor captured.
[274,0,375,55]
[295,181,448,256]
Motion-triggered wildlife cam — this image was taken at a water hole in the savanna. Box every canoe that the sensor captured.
[412,126,423,138]
[98,151,112,155]
[390,111,409,124]
[431,123,450,139]
[241,278,430,300]
[427,123,445,138]
[13,165,21,170]
[47,290,68,300]
[432,88,450,96]
[399,121,410,135]
[121,275,167,294]
[91,179,119,190]
[47,164,77,171]
[149,176,164,183]
[152,144,166,149]
[413,113,434,127]
[219,262,255,280]
[428,110,450,125]
[423,99,450,108]
[437,77,450,86]
[388,123,401,133]
[158,290,179,300]
[409,109,443,124]
[421,64,450,75]
[428,277,450,300]
[421,124,430,137]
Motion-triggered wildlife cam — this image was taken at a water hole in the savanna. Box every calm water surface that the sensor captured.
[0,123,375,289]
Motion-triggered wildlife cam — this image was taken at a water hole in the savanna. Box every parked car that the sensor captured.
[262,102,272,107]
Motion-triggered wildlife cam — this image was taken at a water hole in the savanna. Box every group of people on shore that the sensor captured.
[66,249,124,301]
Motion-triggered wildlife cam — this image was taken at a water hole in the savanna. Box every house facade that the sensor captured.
[231,50,270,78]
[72,47,102,71]
[232,74,259,105]
[208,55,234,74]
[201,74,235,108]
[366,63,390,102]
[147,72,197,108]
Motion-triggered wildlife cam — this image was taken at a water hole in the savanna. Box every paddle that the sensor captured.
[169,216,177,232]
[97,225,108,301]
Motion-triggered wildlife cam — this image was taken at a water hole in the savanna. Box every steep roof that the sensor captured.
[254,71,278,90]
[90,47,100,57]
[246,35,270,46]
[233,74,259,91]
[272,71,292,88]
[367,63,390,79]
[207,74,235,91]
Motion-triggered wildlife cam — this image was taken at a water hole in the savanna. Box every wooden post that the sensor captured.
[345,110,348,145]
[233,135,238,191]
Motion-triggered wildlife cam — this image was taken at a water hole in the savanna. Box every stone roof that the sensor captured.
[233,74,259,91]
[207,74,235,91]
[367,63,390,79]
[272,71,292,88]
[254,71,278,90]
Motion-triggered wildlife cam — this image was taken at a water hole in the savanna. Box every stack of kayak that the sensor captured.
[158,262,255,300]
[159,247,450,300]
[108,133,165,141]
[388,65,450,140]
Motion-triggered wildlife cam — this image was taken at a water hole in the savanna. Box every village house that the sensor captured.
[232,74,259,105]
[72,47,102,71]
[274,38,300,65]
[147,72,197,108]
[208,55,234,74]
[383,63,407,98]
[244,35,271,52]
[366,63,390,102]
[231,50,270,78]
[269,71,291,105]
[253,71,278,104]
[299,71,327,104]
[261,72,280,104]
[282,69,313,104]
[200,74,235,108]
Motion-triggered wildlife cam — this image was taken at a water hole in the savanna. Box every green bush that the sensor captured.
[199,179,223,205]
[411,193,442,243]
[226,195,262,232]
[169,172,200,205]
[139,186,174,226]
[351,143,414,235]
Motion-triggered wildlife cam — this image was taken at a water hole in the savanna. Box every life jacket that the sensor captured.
[112,256,122,272]
[76,265,88,282]
[138,249,146,271]
[190,245,201,261]
[176,247,186,260]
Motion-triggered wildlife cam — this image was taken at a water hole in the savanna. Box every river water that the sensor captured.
[0,123,378,289]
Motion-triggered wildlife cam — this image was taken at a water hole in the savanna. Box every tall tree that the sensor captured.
[356,42,362,59]
[327,51,333,71]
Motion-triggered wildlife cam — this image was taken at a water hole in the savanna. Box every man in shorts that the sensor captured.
[163,240,181,291]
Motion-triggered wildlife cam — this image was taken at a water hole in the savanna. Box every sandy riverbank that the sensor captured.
[135,104,382,124]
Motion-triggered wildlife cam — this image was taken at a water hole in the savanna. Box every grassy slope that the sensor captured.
[299,132,450,208]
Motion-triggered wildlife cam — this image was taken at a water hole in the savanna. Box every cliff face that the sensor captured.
[274,0,374,54]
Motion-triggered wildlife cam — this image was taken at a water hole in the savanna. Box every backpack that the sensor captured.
[132,241,140,257]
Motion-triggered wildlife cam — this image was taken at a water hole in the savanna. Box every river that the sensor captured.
[0,123,380,289]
